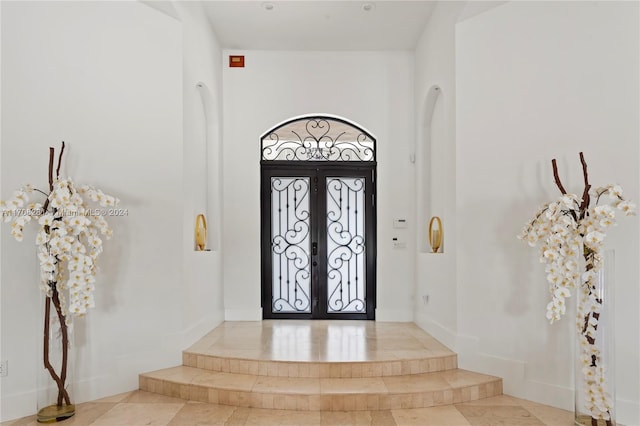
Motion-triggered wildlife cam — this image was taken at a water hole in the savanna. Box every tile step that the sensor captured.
[139,366,502,411]
[182,351,458,378]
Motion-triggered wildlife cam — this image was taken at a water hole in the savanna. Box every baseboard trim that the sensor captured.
[375,308,414,322]
[224,308,262,321]
[414,311,458,350]
[414,312,573,411]
[0,316,224,423]
[414,313,638,425]
[1,389,37,423]
[181,313,225,347]
[618,398,640,426]
[0,372,139,423]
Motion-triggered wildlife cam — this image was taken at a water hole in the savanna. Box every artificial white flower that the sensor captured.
[608,185,623,198]
[11,229,24,242]
[593,205,614,218]
[15,215,30,227]
[554,287,570,298]
[616,200,636,216]
[0,178,119,320]
[520,172,635,424]
[38,214,54,226]
[564,259,578,272]
[584,231,604,247]
[599,217,615,228]
[36,230,50,245]
[560,194,579,208]
[547,273,561,286]
[41,257,57,273]
[543,249,558,262]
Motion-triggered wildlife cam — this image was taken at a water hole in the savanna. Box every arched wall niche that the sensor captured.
[418,84,444,253]
[196,81,222,251]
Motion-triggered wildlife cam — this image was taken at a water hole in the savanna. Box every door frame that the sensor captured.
[260,162,376,320]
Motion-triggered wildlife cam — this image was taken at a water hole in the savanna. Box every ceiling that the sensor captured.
[199,1,437,51]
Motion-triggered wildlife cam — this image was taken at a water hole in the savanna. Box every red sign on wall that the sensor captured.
[229,55,245,68]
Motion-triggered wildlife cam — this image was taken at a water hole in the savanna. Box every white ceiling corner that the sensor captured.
[140,0,180,20]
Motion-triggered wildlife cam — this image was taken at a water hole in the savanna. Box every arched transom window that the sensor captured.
[261,115,376,162]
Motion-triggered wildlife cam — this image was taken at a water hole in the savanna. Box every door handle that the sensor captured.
[312,242,318,256]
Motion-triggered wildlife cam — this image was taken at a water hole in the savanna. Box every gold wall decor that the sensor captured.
[428,216,443,253]
[195,214,207,251]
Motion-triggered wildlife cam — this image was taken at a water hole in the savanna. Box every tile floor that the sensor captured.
[2,322,574,425]
[142,321,501,411]
[2,390,573,425]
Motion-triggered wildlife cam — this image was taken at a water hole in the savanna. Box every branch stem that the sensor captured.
[579,152,591,219]
[42,148,55,212]
[40,142,71,408]
[42,291,71,407]
[552,158,567,195]
[55,142,65,179]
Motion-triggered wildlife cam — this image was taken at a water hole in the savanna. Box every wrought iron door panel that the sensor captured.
[325,177,366,313]
[261,115,376,320]
[270,177,311,313]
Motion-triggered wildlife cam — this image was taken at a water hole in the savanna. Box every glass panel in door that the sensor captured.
[270,177,311,313]
[325,177,366,313]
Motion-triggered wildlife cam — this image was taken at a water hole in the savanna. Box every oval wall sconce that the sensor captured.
[195,214,207,251]
[428,216,443,253]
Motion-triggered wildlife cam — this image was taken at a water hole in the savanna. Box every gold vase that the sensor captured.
[195,214,207,251]
[428,216,443,253]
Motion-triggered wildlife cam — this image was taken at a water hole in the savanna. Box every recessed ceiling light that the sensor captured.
[262,2,275,11]
[362,3,375,12]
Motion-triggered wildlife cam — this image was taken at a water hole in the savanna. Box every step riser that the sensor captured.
[140,376,502,411]
[141,323,502,412]
[182,353,458,378]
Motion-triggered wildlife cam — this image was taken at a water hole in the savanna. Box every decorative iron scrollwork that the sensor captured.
[271,177,312,313]
[261,116,375,162]
[326,177,366,313]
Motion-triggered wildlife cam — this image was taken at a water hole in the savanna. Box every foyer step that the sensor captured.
[180,320,459,377]
[139,365,502,411]
[139,322,503,411]
[181,352,458,378]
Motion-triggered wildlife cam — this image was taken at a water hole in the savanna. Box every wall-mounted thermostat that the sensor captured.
[392,237,406,249]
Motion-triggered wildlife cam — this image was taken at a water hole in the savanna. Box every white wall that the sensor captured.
[455,2,639,424]
[222,51,416,321]
[3,1,636,423]
[0,1,185,420]
[413,2,468,348]
[173,1,225,343]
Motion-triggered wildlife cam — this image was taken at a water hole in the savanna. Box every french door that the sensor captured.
[261,165,376,319]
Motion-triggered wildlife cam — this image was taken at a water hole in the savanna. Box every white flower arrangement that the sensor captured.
[518,153,635,425]
[2,178,117,319]
[0,142,118,413]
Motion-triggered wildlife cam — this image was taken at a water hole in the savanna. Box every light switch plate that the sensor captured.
[393,219,407,229]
